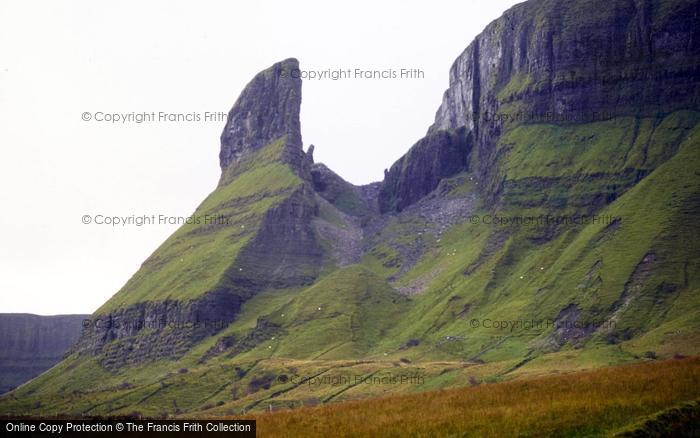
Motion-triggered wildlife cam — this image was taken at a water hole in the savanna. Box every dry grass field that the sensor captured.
[242,357,700,437]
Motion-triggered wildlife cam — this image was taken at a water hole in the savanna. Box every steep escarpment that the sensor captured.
[381,0,700,207]
[0,314,86,393]
[433,0,700,135]
[367,0,700,369]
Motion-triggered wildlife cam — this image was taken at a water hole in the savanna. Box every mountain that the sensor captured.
[0,314,87,394]
[1,0,699,417]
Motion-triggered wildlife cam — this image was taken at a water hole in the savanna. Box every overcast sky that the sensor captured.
[0,0,522,315]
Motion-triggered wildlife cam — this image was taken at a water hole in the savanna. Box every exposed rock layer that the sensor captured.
[73,291,241,370]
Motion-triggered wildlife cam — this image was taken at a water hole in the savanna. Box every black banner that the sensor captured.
[2,419,256,437]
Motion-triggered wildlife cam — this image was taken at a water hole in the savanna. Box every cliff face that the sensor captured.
[378,128,471,213]
[0,314,86,393]
[433,0,700,131]
[382,0,700,206]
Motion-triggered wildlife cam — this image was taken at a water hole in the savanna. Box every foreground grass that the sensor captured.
[242,357,700,437]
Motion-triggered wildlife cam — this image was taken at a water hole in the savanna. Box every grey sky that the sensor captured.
[0,0,521,314]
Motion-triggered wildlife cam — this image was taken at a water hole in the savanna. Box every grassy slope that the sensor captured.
[98,137,301,312]
[372,111,700,367]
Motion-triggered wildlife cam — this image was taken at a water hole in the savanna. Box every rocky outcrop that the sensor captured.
[219,58,308,177]
[378,128,471,213]
[0,314,86,393]
[218,60,323,296]
[68,59,322,370]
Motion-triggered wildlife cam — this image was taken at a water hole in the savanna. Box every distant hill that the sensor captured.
[0,314,87,393]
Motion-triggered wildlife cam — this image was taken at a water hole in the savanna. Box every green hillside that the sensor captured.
[2,111,697,416]
[99,137,301,312]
